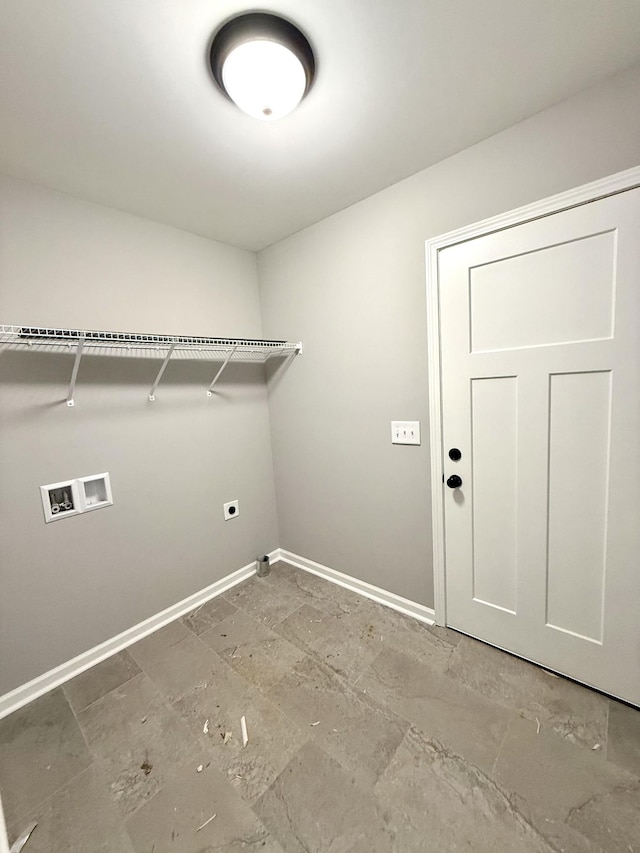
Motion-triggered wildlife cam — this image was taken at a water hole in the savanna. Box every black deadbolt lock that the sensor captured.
[449,448,462,461]
[446,475,462,489]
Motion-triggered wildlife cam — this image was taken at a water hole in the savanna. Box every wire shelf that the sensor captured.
[0,324,299,357]
[0,324,302,404]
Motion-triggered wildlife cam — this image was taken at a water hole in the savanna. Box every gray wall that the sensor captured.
[0,175,279,695]
[2,62,640,696]
[258,64,640,609]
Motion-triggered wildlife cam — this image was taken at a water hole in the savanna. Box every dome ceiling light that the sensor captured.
[209,12,315,121]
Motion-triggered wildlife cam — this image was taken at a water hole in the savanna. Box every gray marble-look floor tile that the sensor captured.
[353,596,461,671]
[259,560,299,585]
[520,815,603,853]
[6,765,136,853]
[375,726,555,853]
[3,569,635,853]
[77,672,199,818]
[273,602,384,683]
[254,742,395,852]
[200,609,306,693]
[607,699,640,776]
[64,650,141,713]
[0,687,92,826]
[267,654,408,787]
[128,619,228,704]
[493,714,638,824]
[182,594,238,635]
[285,570,366,616]
[174,663,311,803]
[566,782,640,852]
[446,636,609,749]
[359,644,512,775]
[270,602,328,654]
[125,756,284,853]
[224,576,307,628]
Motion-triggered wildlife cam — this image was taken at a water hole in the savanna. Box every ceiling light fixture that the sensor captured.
[209,12,315,121]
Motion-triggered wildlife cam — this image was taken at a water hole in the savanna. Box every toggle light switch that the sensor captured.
[391,421,421,445]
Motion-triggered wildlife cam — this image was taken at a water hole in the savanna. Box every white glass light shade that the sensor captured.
[221,40,307,121]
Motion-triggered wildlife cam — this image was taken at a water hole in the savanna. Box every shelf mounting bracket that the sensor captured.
[207,346,237,396]
[148,343,177,401]
[66,335,86,407]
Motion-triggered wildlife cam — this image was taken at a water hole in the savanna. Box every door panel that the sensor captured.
[439,189,640,705]
[470,376,518,613]
[546,370,611,643]
[469,229,616,352]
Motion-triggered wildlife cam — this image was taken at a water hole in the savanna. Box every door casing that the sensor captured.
[425,164,640,627]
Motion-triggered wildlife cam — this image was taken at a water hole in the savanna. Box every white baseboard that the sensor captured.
[0,793,8,853]
[273,548,435,625]
[0,546,433,722]
[0,557,268,721]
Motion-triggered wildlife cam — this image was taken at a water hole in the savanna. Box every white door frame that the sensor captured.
[425,164,640,627]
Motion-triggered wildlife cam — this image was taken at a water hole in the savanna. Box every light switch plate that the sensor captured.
[391,421,421,445]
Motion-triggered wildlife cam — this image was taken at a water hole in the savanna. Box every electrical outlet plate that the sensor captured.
[391,421,421,445]
[224,499,239,520]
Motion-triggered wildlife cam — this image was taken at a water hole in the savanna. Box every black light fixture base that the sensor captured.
[209,12,316,104]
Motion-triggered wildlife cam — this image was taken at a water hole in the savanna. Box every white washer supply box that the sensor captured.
[40,472,113,522]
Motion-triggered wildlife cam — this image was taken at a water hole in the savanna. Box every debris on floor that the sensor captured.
[221,731,232,744]
[310,720,320,726]
[203,718,210,734]
[9,822,37,853]
[196,815,216,832]
[196,764,203,773]
[140,752,153,776]
[592,743,601,750]
[241,714,249,747]
[536,718,541,734]
[196,813,217,832]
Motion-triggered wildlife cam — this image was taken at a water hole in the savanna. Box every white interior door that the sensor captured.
[438,187,640,706]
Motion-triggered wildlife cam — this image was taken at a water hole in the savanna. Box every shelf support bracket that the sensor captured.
[148,343,176,401]
[66,335,85,407]
[207,346,237,396]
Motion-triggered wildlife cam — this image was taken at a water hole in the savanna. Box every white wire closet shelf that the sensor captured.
[0,324,302,405]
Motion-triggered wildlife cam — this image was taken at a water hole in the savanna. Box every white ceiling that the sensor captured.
[2,1,640,251]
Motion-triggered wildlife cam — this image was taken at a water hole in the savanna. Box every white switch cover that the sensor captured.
[391,421,421,445]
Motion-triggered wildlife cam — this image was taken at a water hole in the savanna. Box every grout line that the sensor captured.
[270,601,307,632]
[182,609,318,744]
[66,669,205,831]
[64,670,146,717]
[6,733,95,837]
[62,661,143,716]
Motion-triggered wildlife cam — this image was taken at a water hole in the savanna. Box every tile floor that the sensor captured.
[1,561,639,852]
